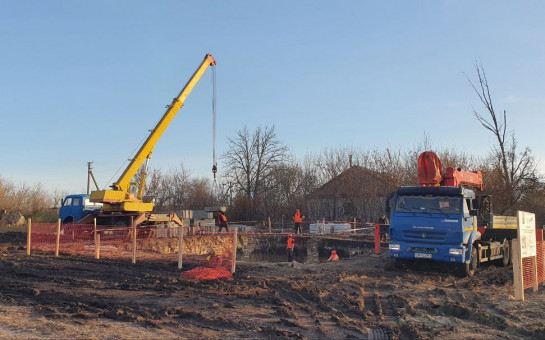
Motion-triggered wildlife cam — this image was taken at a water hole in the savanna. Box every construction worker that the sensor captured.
[217,211,229,232]
[327,249,339,262]
[378,214,389,225]
[293,209,305,235]
[378,214,389,242]
[286,233,295,262]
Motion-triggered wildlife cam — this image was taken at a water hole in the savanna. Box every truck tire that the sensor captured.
[393,258,407,269]
[502,239,510,267]
[465,246,478,277]
[62,217,74,224]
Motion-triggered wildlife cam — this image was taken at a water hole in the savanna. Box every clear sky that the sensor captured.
[1,1,544,194]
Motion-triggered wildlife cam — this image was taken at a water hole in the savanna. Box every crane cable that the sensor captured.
[211,64,217,181]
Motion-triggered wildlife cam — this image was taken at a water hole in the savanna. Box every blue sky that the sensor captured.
[1,1,544,193]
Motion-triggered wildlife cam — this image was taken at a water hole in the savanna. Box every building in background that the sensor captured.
[305,166,394,223]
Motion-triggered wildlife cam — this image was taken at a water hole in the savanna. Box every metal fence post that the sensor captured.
[268,217,271,233]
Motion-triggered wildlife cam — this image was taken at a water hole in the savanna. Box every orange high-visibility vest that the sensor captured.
[329,254,339,261]
[287,237,294,249]
[294,212,302,223]
[219,213,227,223]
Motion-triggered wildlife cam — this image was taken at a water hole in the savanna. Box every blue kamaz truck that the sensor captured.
[388,151,516,276]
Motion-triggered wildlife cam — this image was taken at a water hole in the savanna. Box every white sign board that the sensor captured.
[517,211,536,258]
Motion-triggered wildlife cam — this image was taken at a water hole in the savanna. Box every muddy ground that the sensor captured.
[0,232,544,339]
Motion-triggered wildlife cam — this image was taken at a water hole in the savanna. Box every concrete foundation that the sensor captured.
[236,234,374,263]
[140,233,375,264]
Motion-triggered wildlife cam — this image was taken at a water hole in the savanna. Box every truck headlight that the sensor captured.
[449,248,463,256]
[389,244,400,251]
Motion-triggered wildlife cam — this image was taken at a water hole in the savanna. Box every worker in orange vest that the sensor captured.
[217,211,229,232]
[286,233,295,262]
[327,249,339,262]
[293,209,305,235]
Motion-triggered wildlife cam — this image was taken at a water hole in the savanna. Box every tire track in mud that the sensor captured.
[262,276,371,338]
[394,266,545,340]
[266,273,406,339]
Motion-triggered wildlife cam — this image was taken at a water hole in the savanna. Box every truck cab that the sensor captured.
[388,186,480,265]
[59,194,102,224]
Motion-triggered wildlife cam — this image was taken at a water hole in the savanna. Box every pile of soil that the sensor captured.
[0,232,544,339]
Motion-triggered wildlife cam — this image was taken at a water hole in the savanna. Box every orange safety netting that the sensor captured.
[521,229,544,289]
[30,223,156,258]
[28,223,238,275]
[180,266,233,280]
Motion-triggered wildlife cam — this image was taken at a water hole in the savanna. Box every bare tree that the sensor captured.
[156,164,192,210]
[468,61,539,213]
[222,125,289,202]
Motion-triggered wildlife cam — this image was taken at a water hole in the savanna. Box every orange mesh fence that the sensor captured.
[522,257,536,290]
[29,223,237,275]
[539,242,545,284]
[31,223,95,255]
[30,223,147,258]
[520,229,544,290]
[180,267,233,280]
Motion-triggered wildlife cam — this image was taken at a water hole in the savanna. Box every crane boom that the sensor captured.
[91,53,216,213]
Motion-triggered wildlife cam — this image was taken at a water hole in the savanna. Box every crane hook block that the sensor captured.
[212,164,217,180]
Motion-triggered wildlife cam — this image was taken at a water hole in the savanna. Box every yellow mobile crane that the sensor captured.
[88,53,216,226]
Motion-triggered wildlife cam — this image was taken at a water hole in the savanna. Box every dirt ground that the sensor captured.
[1,232,545,339]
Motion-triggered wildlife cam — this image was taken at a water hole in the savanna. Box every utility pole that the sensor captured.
[87,162,93,195]
[87,162,100,194]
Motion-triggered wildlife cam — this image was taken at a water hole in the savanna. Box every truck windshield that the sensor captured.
[395,195,461,214]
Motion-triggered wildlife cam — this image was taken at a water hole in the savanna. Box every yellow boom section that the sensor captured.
[91,54,216,211]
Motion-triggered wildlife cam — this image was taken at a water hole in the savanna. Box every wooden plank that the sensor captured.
[96,234,100,260]
[26,218,31,256]
[512,239,524,301]
[232,227,238,274]
[132,217,137,264]
[178,226,183,269]
[55,219,61,257]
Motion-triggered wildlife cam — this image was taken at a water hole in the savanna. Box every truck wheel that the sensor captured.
[62,217,74,224]
[465,246,478,277]
[502,240,510,267]
[393,258,406,269]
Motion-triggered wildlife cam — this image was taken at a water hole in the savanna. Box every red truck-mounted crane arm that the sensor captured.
[418,151,484,191]
[443,167,484,191]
